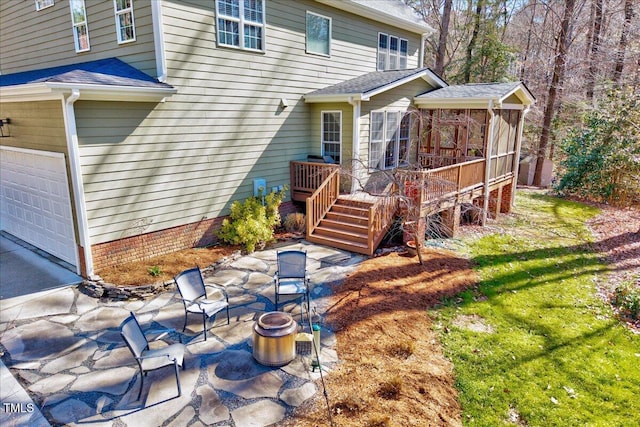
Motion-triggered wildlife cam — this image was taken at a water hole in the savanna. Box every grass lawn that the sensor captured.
[433,191,640,426]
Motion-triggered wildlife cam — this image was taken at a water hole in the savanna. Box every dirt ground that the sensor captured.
[96,196,638,427]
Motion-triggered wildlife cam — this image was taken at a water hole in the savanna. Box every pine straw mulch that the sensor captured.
[280,248,474,427]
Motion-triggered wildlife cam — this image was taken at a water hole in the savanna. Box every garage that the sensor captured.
[0,146,77,267]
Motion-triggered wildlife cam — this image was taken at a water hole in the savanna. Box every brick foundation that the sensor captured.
[91,201,299,273]
[441,204,461,237]
[500,183,513,213]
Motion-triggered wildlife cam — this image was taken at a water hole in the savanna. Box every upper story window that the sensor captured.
[216,0,266,52]
[69,0,90,52]
[114,0,136,44]
[306,11,331,56]
[35,0,54,11]
[377,33,408,71]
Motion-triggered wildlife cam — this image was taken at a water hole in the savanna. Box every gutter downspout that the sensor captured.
[511,105,530,207]
[151,0,168,82]
[419,33,428,68]
[62,89,94,278]
[348,96,361,194]
[482,100,496,226]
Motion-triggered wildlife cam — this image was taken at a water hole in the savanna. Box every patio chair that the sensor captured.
[174,266,230,341]
[119,312,185,399]
[274,250,310,323]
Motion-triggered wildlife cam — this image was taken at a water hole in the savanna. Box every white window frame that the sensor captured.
[69,0,90,53]
[35,0,54,11]
[215,0,266,52]
[114,0,136,44]
[306,11,331,57]
[321,111,342,164]
[377,32,408,71]
[369,110,411,170]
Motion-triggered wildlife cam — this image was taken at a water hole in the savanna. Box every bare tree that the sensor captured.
[534,0,577,187]
[586,0,604,100]
[435,0,454,75]
[613,0,635,84]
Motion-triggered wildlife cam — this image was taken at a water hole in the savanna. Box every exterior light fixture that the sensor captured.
[0,118,10,137]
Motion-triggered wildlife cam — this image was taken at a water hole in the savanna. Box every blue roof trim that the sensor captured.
[0,58,173,89]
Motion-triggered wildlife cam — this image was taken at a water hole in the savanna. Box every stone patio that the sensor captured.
[0,241,365,426]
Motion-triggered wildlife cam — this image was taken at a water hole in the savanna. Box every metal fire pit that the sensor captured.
[253,312,298,366]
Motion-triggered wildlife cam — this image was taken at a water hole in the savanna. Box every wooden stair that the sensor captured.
[307,198,374,255]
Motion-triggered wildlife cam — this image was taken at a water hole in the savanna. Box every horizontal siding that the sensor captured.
[0,101,67,154]
[71,0,427,244]
[0,0,157,77]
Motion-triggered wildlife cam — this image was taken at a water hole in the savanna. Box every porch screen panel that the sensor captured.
[369,112,384,169]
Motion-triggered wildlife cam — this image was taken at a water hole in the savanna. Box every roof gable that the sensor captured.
[305,68,447,103]
[415,82,535,108]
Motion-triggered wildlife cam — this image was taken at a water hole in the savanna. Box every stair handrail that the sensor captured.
[306,167,340,238]
[368,194,399,255]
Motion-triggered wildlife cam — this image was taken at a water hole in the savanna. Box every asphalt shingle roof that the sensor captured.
[306,67,438,97]
[416,82,525,100]
[0,58,172,89]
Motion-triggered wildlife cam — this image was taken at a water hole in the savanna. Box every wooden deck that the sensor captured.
[290,157,514,255]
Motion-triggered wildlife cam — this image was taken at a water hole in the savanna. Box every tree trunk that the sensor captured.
[613,0,634,84]
[464,0,484,83]
[533,0,576,187]
[520,0,537,81]
[435,0,453,76]
[586,0,603,100]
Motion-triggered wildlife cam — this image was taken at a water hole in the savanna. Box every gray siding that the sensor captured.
[0,0,157,77]
[72,0,425,244]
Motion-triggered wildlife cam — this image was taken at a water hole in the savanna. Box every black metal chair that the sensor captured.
[274,250,310,322]
[174,266,230,341]
[119,312,185,399]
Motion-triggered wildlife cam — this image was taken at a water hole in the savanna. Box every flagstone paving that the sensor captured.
[0,241,365,426]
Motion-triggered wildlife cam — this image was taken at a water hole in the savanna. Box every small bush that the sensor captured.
[283,212,306,233]
[386,341,415,359]
[613,282,640,320]
[378,376,403,400]
[216,188,286,253]
[148,266,162,277]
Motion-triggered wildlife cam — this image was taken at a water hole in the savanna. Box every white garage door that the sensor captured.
[0,147,77,266]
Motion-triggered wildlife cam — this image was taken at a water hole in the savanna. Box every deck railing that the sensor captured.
[398,158,486,203]
[418,153,482,169]
[367,194,399,254]
[305,166,340,234]
[290,161,339,202]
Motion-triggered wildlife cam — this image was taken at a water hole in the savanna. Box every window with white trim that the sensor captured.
[306,11,331,56]
[69,0,90,52]
[216,0,265,51]
[114,0,135,44]
[377,33,408,71]
[35,0,54,11]
[369,111,411,170]
[321,111,341,163]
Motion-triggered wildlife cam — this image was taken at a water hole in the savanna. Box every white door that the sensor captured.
[0,147,77,267]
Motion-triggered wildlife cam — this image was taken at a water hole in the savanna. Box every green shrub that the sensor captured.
[613,282,640,320]
[216,187,286,253]
[148,265,162,277]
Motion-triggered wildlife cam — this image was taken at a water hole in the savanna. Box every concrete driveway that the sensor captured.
[0,233,82,300]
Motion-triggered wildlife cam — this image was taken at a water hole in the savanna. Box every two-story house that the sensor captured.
[0,0,534,279]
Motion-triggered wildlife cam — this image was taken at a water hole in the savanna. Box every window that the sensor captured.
[306,12,330,56]
[114,0,135,44]
[321,111,341,163]
[69,0,89,52]
[377,33,408,71]
[369,111,411,170]
[216,0,265,51]
[35,0,54,11]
